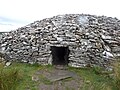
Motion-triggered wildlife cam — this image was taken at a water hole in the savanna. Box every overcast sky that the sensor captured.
[0,0,120,32]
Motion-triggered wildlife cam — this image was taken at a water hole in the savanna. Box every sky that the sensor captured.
[0,0,120,32]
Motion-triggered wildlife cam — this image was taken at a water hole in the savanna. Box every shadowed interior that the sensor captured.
[51,46,70,65]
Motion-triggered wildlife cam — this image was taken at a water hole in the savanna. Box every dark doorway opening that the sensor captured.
[51,46,70,65]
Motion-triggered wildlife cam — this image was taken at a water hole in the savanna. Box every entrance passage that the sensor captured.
[51,46,70,65]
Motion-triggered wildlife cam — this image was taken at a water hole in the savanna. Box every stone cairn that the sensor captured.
[0,14,120,68]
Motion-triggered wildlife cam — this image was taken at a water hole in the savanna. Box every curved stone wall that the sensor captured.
[0,14,120,67]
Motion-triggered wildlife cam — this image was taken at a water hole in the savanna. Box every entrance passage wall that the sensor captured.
[0,14,120,68]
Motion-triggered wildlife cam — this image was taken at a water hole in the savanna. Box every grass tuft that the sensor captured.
[0,67,22,90]
[111,60,120,90]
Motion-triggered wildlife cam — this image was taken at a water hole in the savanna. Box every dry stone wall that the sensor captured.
[0,14,120,68]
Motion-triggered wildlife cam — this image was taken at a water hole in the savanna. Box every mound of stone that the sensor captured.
[0,14,120,68]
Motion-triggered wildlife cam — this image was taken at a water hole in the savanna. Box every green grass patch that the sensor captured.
[68,66,116,90]
[0,64,22,90]
[0,59,120,90]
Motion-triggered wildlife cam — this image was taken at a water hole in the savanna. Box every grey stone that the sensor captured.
[5,62,12,67]
[0,14,120,68]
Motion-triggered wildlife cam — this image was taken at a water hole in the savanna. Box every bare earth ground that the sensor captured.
[32,67,83,90]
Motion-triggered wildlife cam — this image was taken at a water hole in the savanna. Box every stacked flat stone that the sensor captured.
[0,14,120,68]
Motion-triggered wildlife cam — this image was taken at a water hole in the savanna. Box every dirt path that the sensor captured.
[32,67,83,90]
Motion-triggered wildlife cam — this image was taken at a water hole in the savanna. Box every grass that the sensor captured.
[14,63,53,90]
[0,62,43,90]
[110,59,120,90]
[68,67,111,90]
[68,61,120,90]
[0,63,22,90]
[0,59,120,90]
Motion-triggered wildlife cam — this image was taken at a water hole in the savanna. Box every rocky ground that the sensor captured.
[32,67,83,90]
